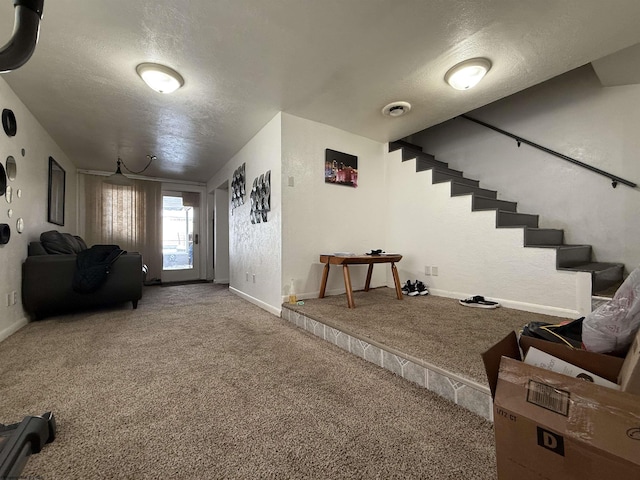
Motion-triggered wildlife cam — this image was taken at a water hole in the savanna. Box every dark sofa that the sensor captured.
[22,231,143,319]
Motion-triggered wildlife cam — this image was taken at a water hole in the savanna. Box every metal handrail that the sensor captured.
[460,114,636,189]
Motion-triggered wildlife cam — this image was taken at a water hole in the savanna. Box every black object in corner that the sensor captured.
[0,411,56,479]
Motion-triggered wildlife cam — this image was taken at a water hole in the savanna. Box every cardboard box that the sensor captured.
[524,346,620,390]
[618,328,640,395]
[482,332,640,480]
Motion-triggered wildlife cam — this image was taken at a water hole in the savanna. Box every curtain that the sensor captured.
[83,174,162,282]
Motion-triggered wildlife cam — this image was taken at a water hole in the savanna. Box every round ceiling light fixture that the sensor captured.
[136,63,184,94]
[445,57,492,90]
[382,101,412,117]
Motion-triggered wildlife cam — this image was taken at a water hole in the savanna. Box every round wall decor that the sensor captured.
[0,223,10,244]
[2,109,17,137]
[0,163,6,196]
[6,156,16,181]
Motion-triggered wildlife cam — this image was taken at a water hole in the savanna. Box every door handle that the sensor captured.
[194,234,199,245]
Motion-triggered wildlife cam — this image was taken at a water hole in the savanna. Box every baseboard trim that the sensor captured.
[430,289,580,318]
[230,287,281,317]
[0,316,29,343]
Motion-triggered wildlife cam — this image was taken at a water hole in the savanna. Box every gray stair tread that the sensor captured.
[473,196,517,212]
[559,262,624,272]
[450,182,497,198]
[433,171,479,186]
[417,162,463,176]
[390,140,422,152]
[474,195,516,203]
[498,210,537,216]
[526,244,591,249]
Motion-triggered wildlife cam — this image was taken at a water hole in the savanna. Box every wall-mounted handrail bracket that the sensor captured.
[460,114,636,190]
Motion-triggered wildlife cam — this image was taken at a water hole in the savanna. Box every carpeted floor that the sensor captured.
[286,288,571,384]
[1,284,497,479]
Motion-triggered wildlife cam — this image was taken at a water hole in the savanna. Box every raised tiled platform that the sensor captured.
[281,305,493,421]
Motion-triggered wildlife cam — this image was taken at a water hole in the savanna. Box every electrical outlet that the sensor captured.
[288,176,294,187]
[432,266,439,276]
[5,293,10,307]
[246,272,249,281]
[424,266,431,276]
[252,274,256,283]
[12,291,17,305]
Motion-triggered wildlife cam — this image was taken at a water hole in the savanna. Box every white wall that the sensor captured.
[281,114,389,300]
[409,64,640,275]
[213,185,229,283]
[0,77,77,340]
[206,113,282,315]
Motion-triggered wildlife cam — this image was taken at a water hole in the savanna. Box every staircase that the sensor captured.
[389,140,624,296]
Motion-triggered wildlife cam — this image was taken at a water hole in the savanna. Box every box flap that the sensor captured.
[481,331,522,398]
[520,335,623,383]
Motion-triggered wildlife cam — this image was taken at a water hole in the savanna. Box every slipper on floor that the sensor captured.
[459,295,500,309]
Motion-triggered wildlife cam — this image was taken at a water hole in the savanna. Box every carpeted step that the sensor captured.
[472,196,517,212]
[559,262,624,293]
[432,170,479,187]
[496,211,539,228]
[524,228,564,246]
[450,182,498,199]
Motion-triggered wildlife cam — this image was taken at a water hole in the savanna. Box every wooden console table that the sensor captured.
[318,254,403,308]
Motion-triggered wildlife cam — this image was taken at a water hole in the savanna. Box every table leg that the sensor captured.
[343,265,355,308]
[319,263,330,298]
[391,262,403,300]
[364,263,374,291]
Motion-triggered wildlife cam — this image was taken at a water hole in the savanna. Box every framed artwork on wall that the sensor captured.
[325,148,358,188]
[48,156,65,226]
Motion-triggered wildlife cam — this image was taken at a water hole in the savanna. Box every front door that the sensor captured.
[161,191,200,283]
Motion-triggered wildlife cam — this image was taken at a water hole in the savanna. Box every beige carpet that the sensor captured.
[1,284,496,479]
[287,288,571,384]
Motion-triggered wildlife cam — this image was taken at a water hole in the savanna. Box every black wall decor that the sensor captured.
[2,108,17,137]
[47,157,65,226]
[250,170,271,224]
[231,163,246,210]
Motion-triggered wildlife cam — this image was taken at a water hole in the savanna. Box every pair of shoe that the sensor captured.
[459,295,500,309]
[402,280,429,296]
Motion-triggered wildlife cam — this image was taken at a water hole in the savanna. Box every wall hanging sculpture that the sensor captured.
[250,170,271,224]
[231,163,246,211]
[325,148,358,188]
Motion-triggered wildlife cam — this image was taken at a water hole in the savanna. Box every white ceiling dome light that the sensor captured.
[382,101,412,117]
[136,63,184,94]
[445,58,492,90]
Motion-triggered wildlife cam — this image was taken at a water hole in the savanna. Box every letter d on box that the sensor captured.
[537,426,565,456]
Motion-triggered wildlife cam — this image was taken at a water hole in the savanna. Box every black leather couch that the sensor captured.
[22,231,143,319]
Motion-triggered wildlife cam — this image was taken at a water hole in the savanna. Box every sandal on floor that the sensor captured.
[459,295,500,309]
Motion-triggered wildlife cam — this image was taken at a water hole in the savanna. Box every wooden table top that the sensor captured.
[319,254,402,265]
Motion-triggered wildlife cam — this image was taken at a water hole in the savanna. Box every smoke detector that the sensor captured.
[382,101,411,117]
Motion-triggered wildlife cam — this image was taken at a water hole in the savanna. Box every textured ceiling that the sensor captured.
[1,0,640,183]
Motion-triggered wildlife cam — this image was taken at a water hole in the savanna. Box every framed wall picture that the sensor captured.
[325,149,358,188]
[48,156,65,226]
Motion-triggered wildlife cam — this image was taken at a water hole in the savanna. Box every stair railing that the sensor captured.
[460,114,636,189]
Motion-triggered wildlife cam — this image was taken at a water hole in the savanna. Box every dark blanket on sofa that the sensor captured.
[73,245,125,294]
